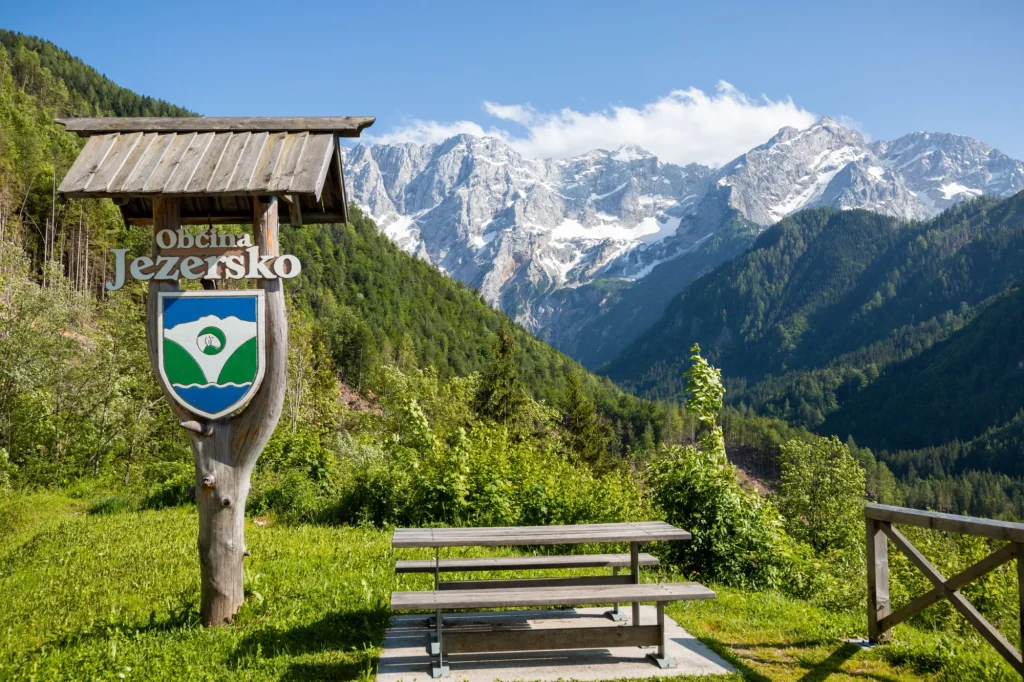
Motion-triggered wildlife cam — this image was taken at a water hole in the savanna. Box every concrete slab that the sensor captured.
[377,606,734,682]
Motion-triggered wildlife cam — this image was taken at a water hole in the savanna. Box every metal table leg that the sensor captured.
[605,566,627,621]
[431,606,449,678]
[646,602,676,668]
[630,541,641,627]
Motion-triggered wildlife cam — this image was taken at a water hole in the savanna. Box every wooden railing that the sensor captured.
[866,504,1024,675]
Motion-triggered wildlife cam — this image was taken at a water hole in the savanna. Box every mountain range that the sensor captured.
[343,117,1024,367]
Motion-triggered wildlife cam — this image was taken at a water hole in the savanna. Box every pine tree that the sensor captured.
[561,369,607,465]
[473,325,528,425]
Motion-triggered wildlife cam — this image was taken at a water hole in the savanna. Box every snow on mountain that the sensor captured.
[343,135,714,309]
[873,132,1024,213]
[344,118,1024,337]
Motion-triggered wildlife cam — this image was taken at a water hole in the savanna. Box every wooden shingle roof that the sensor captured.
[56,117,375,226]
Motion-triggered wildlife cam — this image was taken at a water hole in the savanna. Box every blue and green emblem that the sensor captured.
[157,291,266,420]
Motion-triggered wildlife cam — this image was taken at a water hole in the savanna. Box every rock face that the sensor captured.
[344,118,1024,357]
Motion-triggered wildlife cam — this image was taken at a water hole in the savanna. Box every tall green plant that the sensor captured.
[775,436,866,554]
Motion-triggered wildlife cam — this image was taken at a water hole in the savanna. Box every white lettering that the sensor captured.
[106,249,129,291]
[273,254,301,278]
[236,233,252,248]
[179,256,204,279]
[155,256,178,279]
[245,246,276,279]
[220,232,236,248]
[178,232,194,249]
[156,230,176,250]
[129,256,154,281]
[204,256,222,280]
[224,255,246,279]
[195,232,208,248]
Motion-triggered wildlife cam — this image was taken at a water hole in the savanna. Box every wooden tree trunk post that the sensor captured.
[145,196,287,626]
[866,517,890,643]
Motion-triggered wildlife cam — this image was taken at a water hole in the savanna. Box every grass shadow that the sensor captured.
[698,637,904,682]
[229,608,390,666]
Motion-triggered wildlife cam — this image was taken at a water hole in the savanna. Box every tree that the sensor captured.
[473,325,527,425]
[560,368,608,465]
[775,435,866,554]
[683,343,726,458]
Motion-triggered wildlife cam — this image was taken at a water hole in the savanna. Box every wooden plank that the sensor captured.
[107,132,159,192]
[268,133,307,192]
[881,542,1017,631]
[444,624,659,654]
[143,132,197,192]
[290,134,335,197]
[867,504,1024,544]
[125,211,347,226]
[392,522,691,548]
[163,132,216,194]
[248,131,288,192]
[883,524,1024,672]
[866,518,890,643]
[1017,543,1024,665]
[391,582,715,611]
[58,116,376,136]
[225,132,269,193]
[438,575,634,591]
[120,133,177,193]
[184,132,232,193]
[57,134,119,193]
[205,133,251,193]
[83,132,143,192]
[395,553,660,573]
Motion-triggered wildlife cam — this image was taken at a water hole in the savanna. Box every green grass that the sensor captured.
[0,493,1017,680]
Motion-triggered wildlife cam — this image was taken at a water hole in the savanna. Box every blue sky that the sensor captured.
[6,0,1024,163]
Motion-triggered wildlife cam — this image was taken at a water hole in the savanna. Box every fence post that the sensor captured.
[867,517,891,643]
[1017,543,1024,659]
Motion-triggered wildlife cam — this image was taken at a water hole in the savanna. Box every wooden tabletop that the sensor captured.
[391,582,714,610]
[392,521,691,548]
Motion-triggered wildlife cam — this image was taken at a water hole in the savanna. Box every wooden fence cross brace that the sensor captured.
[866,504,1024,677]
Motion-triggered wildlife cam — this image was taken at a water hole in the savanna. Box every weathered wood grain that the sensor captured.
[866,504,1024,544]
[882,523,1023,673]
[58,116,376,136]
[880,542,1016,631]
[444,624,660,654]
[392,522,691,548]
[437,575,634,590]
[391,582,715,611]
[395,553,659,573]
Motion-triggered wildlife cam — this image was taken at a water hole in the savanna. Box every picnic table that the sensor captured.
[390,521,712,678]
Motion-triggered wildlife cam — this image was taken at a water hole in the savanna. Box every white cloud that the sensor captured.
[367,82,819,167]
[365,119,500,146]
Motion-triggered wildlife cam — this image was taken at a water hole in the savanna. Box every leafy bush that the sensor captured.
[776,435,866,554]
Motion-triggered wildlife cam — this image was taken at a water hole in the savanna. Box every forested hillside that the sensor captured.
[604,197,1024,441]
[0,30,672,456]
[551,212,760,369]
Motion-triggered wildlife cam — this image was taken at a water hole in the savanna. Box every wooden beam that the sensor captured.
[438,575,634,590]
[57,116,376,137]
[866,504,1024,544]
[882,523,1024,673]
[867,518,890,643]
[443,625,660,654]
[881,542,1017,631]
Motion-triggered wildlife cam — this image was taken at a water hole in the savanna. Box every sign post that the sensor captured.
[56,116,374,625]
[146,196,287,624]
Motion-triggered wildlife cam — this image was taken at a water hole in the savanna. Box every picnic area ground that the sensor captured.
[0,492,1016,681]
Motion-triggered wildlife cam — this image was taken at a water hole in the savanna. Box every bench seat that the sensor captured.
[391,581,714,610]
[395,552,659,574]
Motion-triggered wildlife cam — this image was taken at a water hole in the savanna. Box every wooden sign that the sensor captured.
[56,116,375,628]
[106,228,302,290]
[156,290,267,420]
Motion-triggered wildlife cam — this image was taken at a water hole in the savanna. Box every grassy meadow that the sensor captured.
[1,492,1017,682]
